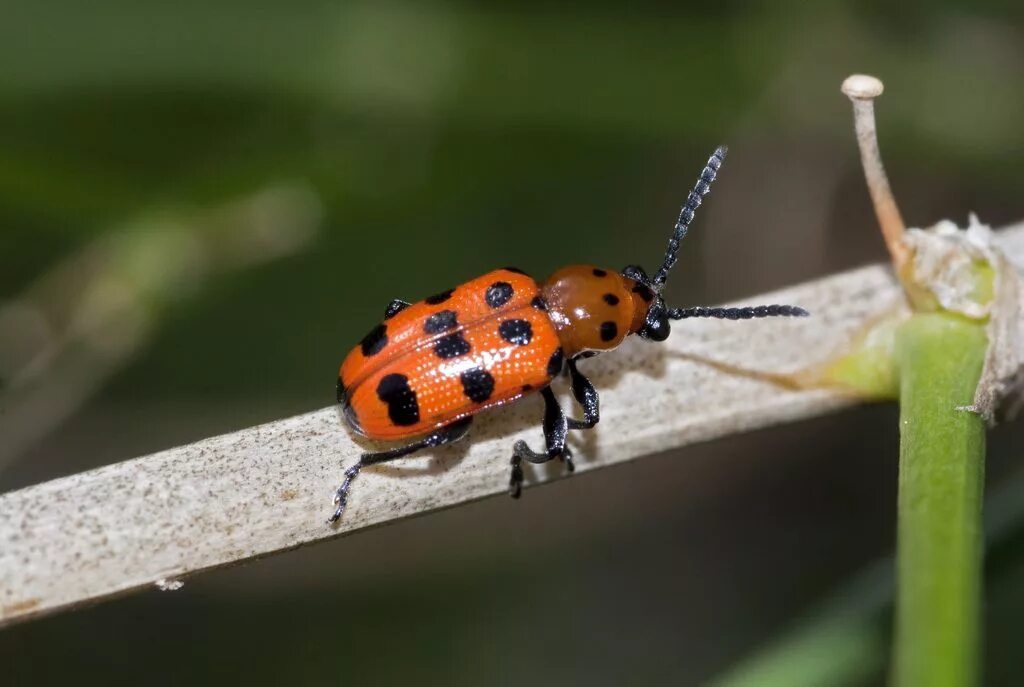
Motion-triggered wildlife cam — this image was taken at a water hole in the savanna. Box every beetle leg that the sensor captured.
[383,299,412,319]
[565,358,600,430]
[621,264,650,285]
[509,387,573,498]
[329,417,472,524]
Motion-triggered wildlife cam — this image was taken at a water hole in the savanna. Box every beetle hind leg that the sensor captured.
[329,417,472,524]
[509,387,573,498]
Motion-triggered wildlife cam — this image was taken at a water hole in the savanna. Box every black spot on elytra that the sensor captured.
[425,288,454,305]
[592,268,608,277]
[600,321,618,342]
[485,281,514,308]
[460,367,495,403]
[631,283,655,302]
[376,373,420,426]
[424,309,458,334]
[360,324,388,356]
[503,266,528,275]
[531,295,548,311]
[434,332,472,359]
[547,348,565,377]
[521,384,534,392]
[603,293,620,306]
[499,319,533,346]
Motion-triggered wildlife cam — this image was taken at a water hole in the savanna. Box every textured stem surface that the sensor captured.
[894,314,987,687]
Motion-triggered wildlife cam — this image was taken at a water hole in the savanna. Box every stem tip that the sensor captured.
[841,73,908,273]
[842,74,885,100]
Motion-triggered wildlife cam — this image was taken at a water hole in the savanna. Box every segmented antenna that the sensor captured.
[667,304,809,320]
[652,145,727,290]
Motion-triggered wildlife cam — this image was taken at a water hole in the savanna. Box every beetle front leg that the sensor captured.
[509,386,573,498]
[565,358,600,430]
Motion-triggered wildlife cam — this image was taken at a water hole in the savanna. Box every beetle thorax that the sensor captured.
[540,265,652,358]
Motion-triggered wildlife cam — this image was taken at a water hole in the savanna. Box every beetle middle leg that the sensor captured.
[509,386,573,498]
[383,299,411,319]
[329,417,473,524]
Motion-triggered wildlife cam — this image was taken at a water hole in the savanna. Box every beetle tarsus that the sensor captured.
[561,447,576,473]
[328,463,363,524]
[508,438,575,499]
[509,456,524,498]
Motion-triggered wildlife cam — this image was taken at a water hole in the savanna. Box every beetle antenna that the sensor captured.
[667,304,809,320]
[651,145,728,290]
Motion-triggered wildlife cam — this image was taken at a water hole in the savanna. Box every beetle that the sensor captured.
[330,146,807,523]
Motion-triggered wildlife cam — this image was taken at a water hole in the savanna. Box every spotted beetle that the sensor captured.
[330,146,807,522]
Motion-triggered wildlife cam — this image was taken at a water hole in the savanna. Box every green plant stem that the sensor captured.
[894,313,987,687]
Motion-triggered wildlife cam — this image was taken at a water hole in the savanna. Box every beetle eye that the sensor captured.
[640,307,671,342]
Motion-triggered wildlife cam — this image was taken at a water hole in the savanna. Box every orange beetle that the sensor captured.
[331,146,807,522]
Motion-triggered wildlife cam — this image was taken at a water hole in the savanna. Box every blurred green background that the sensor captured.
[1,1,1023,685]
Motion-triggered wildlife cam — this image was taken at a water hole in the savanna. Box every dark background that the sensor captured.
[1,2,1023,685]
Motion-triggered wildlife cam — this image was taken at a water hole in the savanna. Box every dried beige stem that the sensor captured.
[2,220,1023,628]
